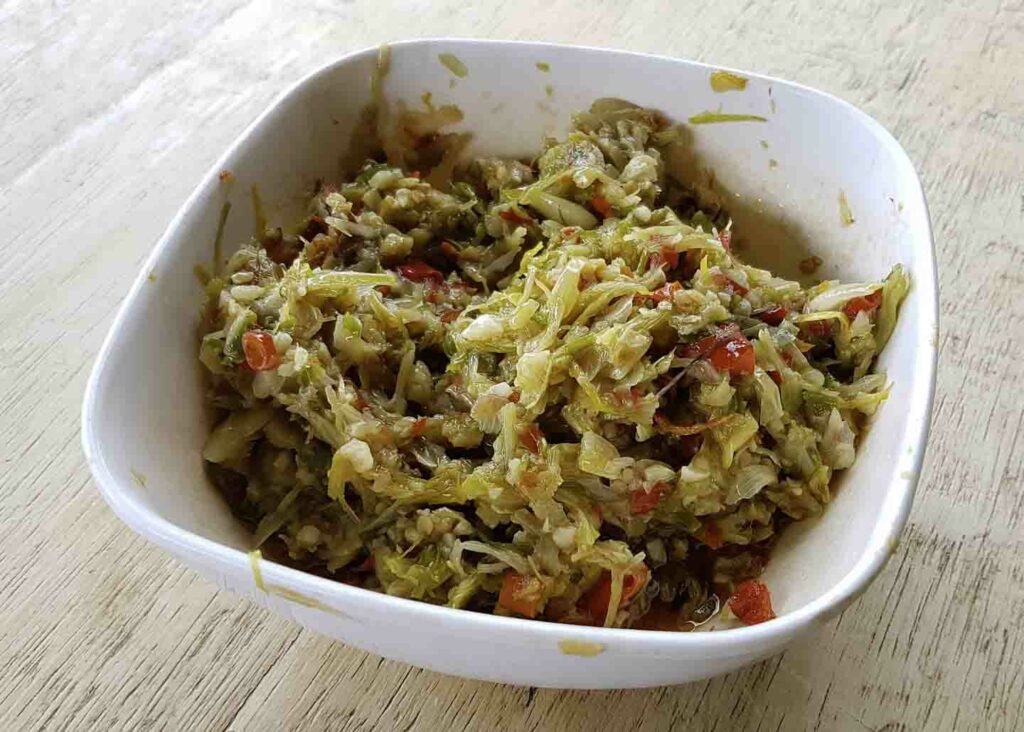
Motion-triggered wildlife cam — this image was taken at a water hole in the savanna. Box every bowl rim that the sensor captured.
[81,37,938,653]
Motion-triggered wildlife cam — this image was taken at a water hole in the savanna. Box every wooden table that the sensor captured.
[2,1,1022,729]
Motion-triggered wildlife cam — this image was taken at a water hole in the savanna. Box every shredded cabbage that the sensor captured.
[199,98,907,630]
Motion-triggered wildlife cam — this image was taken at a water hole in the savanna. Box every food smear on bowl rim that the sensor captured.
[197,97,909,631]
[558,639,605,656]
[709,70,749,92]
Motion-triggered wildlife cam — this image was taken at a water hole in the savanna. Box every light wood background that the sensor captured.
[2,1,1022,729]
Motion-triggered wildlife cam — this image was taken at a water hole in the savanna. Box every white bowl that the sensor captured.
[82,39,937,689]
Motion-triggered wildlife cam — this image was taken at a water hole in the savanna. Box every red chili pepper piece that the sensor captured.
[708,335,755,376]
[801,320,833,339]
[499,208,533,226]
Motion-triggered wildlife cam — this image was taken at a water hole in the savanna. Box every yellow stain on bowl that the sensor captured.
[709,70,748,92]
[130,468,147,487]
[249,549,266,592]
[248,549,348,616]
[267,584,345,614]
[535,61,550,72]
[558,640,605,657]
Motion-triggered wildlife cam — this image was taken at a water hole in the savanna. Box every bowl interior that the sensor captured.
[86,40,934,623]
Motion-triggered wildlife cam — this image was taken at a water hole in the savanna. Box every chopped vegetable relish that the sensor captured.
[199,99,908,630]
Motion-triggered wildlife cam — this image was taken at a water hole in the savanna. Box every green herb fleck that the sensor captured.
[688,111,767,124]
[439,53,468,78]
[839,190,855,226]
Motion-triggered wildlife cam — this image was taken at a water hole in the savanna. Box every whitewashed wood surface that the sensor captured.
[1,1,1022,729]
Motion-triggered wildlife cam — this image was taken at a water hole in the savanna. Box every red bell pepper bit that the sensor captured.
[241,330,281,371]
[498,572,544,618]
[352,554,376,573]
[651,281,682,304]
[728,580,776,625]
[629,481,670,514]
[517,424,544,455]
[712,272,749,296]
[649,242,680,271]
[591,195,612,218]
[753,305,788,326]
[398,261,445,285]
[842,290,883,319]
[584,565,650,623]
[678,324,755,376]
[678,331,724,360]
[701,520,725,549]
[801,319,833,339]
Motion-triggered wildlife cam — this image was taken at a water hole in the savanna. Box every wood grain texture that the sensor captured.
[1,0,1022,729]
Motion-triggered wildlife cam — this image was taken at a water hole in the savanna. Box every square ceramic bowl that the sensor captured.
[82,39,937,689]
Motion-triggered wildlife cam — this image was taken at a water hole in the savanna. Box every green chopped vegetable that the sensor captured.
[688,111,767,124]
[199,98,907,630]
[438,52,468,78]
